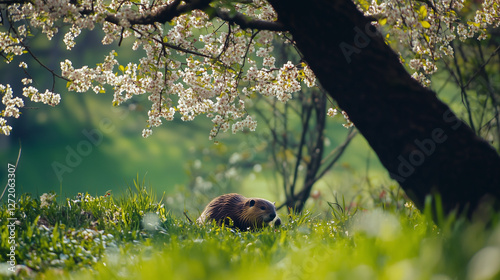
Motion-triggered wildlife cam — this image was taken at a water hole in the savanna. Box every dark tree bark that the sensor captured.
[269,0,500,214]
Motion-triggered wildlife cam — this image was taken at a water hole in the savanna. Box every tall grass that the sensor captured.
[1,180,499,280]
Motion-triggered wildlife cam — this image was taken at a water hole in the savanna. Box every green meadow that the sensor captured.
[1,180,499,280]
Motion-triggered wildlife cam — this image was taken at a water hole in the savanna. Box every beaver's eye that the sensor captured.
[260,206,266,210]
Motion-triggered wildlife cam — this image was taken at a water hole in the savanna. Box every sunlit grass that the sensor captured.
[1,180,500,280]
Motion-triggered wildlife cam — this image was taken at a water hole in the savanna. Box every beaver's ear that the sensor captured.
[249,199,256,207]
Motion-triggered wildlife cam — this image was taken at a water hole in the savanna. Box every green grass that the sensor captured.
[1,180,500,280]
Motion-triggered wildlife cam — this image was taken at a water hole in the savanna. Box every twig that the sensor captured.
[19,41,70,81]
[290,98,313,197]
[315,128,357,181]
[183,210,193,223]
[453,41,475,132]
[130,26,215,61]
[463,45,500,89]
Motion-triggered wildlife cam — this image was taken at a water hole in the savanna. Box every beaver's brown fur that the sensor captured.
[197,193,279,231]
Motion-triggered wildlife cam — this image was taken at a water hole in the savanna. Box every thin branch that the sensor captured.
[215,8,286,32]
[0,0,27,3]
[293,91,328,211]
[252,97,287,169]
[441,41,475,131]
[3,11,68,82]
[463,45,500,89]
[216,22,232,61]
[235,30,259,87]
[475,43,500,150]
[452,41,475,132]
[19,39,70,81]
[315,128,357,182]
[118,27,125,46]
[105,0,200,26]
[290,98,313,198]
[183,211,193,223]
[130,26,214,60]
[282,100,290,198]
[252,97,286,147]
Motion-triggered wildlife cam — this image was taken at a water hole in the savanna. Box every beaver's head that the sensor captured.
[243,198,277,227]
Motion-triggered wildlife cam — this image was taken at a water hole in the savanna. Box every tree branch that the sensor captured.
[315,128,357,182]
[105,0,211,26]
[0,0,26,3]
[215,9,287,32]
[19,39,70,82]
[103,0,287,32]
[290,98,312,198]
[463,45,500,90]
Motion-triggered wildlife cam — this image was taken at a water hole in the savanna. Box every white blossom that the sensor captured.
[1,0,496,137]
[327,108,338,117]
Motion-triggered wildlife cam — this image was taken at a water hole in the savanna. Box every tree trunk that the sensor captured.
[269,0,500,214]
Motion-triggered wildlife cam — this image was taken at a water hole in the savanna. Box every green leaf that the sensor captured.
[379,18,387,26]
[420,5,427,18]
[421,21,431,28]
[467,21,480,27]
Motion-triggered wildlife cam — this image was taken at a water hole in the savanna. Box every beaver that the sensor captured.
[197,193,281,231]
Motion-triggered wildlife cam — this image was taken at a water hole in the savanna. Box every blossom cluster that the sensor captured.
[12,0,500,138]
[1,0,91,135]
[361,0,499,87]
[0,0,320,137]
[1,84,23,135]
[6,0,495,137]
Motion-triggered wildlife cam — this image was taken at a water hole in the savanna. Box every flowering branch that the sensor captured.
[103,0,286,33]
[214,8,286,31]
[3,0,497,141]
[105,0,209,26]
